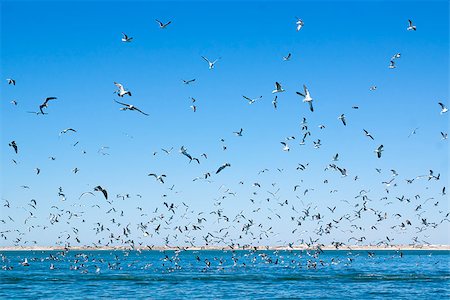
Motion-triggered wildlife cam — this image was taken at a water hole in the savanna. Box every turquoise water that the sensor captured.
[1,250,449,299]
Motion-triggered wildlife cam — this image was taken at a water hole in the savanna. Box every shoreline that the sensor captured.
[0,244,449,251]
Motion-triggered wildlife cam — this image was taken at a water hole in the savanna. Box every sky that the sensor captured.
[0,0,448,247]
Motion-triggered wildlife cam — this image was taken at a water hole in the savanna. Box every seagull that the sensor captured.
[243,95,262,104]
[295,17,304,31]
[332,153,339,161]
[374,145,384,158]
[363,129,374,140]
[369,86,377,91]
[233,128,243,136]
[121,32,133,42]
[388,60,396,69]
[296,85,314,112]
[155,19,172,29]
[391,53,401,60]
[441,132,448,140]
[59,128,77,136]
[272,96,278,110]
[272,82,285,94]
[190,105,197,112]
[94,186,108,200]
[39,97,57,114]
[338,114,347,126]
[161,147,173,154]
[114,100,149,115]
[9,141,18,154]
[6,78,15,85]
[113,82,131,97]
[438,102,448,114]
[201,56,220,69]
[148,173,167,183]
[280,142,290,151]
[183,79,196,85]
[216,163,231,174]
[408,127,419,137]
[282,53,292,61]
[407,20,417,31]
[10,100,18,106]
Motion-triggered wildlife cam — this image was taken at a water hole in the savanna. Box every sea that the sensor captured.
[1,250,449,299]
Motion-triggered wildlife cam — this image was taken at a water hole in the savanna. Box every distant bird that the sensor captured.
[6,78,15,85]
[296,85,314,112]
[391,53,401,60]
[408,127,419,137]
[243,95,262,104]
[363,129,374,140]
[216,163,231,174]
[388,60,396,69]
[438,102,448,114]
[10,100,18,106]
[441,132,448,140]
[233,128,243,136]
[114,100,148,115]
[121,32,133,42]
[155,19,172,29]
[280,142,290,151]
[148,173,167,183]
[39,97,57,114]
[190,105,197,112]
[94,186,108,200]
[114,82,131,97]
[59,128,77,136]
[35,168,40,175]
[407,20,417,31]
[282,53,292,61]
[272,82,285,94]
[183,79,195,85]
[201,56,220,69]
[369,86,377,91]
[272,96,278,110]
[338,114,347,126]
[332,153,339,161]
[9,141,18,154]
[295,17,304,31]
[374,145,384,158]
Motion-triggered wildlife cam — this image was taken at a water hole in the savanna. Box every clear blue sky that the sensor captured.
[1,0,448,247]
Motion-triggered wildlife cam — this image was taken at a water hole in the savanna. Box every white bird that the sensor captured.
[369,86,377,91]
[391,53,401,60]
[156,19,172,29]
[296,85,314,112]
[295,17,304,31]
[243,95,262,104]
[121,32,133,42]
[280,142,290,151]
[201,56,220,69]
[60,128,77,136]
[148,173,166,183]
[375,145,384,158]
[438,102,448,114]
[338,114,347,126]
[388,60,396,69]
[407,19,416,31]
[363,129,374,140]
[114,82,132,97]
[272,82,285,94]
[283,53,292,61]
[114,100,148,116]
[272,96,278,110]
[6,78,15,85]
[441,132,448,140]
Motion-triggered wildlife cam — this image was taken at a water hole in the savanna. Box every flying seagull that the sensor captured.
[295,17,304,31]
[272,96,278,110]
[363,129,374,140]
[121,32,133,42]
[296,85,314,112]
[114,82,131,97]
[280,142,290,151]
[6,78,15,85]
[388,60,396,69]
[438,102,448,114]
[407,20,416,31]
[283,53,292,61]
[272,82,285,94]
[183,79,196,85]
[94,186,108,200]
[338,114,347,126]
[216,163,231,174]
[243,95,262,104]
[114,100,149,115]
[156,19,172,29]
[60,128,77,136]
[374,145,384,158]
[201,56,220,69]
[9,141,18,154]
[441,132,448,140]
[148,173,167,183]
[39,97,57,114]
[233,128,243,136]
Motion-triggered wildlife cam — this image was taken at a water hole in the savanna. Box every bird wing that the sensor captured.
[114,100,130,107]
[275,82,282,90]
[201,56,211,64]
[134,107,149,116]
